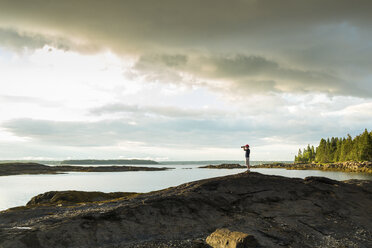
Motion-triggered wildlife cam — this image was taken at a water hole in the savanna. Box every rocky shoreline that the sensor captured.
[0,172,371,247]
[253,161,372,173]
[199,163,246,169]
[0,162,170,176]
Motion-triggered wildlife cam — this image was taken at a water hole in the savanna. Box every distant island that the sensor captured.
[0,162,169,176]
[61,159,159,165]
[199,163,246,169]
[295,129,372,163]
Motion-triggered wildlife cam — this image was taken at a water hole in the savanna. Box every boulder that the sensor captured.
[206,229,260,248]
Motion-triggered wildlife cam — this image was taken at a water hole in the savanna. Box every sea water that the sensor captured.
[0,161,371,211]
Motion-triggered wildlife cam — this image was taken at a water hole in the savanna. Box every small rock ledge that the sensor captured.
[199,164,246,169]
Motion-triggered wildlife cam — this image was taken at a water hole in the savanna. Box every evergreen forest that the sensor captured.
[295,129,372,163]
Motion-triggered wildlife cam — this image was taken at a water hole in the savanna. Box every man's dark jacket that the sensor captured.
[245,148,250,158]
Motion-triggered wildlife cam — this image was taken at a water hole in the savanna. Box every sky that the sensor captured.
[0,0,371,161]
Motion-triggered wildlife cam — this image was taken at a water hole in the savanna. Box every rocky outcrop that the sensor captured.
[206,228,260,248]
[26,191,140,206]
[199,164,246,169]
[254,161,372,173]
[0,172,371,248]
[0,162,170,176]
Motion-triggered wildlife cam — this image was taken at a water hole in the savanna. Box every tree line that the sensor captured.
[295,129,372,163]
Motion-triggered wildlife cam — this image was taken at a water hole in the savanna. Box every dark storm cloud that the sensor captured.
[136,54,188,68]
[132,54,370,96]
[203,55,278,77]
[0,28,76,52]
[1,0,371,50]
[0,0,371,96]
[127,54,189,84]
[0,28,48,50]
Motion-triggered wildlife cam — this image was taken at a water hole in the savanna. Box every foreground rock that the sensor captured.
[0,162,170,176]
[0,172,372,248]
[199,164,246,169]
[254,161,372,173]
[206,228,260,248]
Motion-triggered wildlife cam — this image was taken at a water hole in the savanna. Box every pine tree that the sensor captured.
[311,146,316,161]
[325,138,331,162]
[334,139,342,162]
[306,144,312,162]
[315,139,327,162]
[359,129,372,161]
[341,134,353,161]
[349,134,360,161]
[330,137,338,162]
[296,149,303,163]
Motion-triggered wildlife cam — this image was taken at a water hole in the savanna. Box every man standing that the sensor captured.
[242,144,250,170]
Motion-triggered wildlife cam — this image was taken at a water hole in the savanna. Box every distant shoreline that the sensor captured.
[253,161,372,173]
[61,159,159,165]
[0,162,170,176]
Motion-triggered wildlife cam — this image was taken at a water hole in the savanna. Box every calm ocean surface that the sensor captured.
[1,161,371,211]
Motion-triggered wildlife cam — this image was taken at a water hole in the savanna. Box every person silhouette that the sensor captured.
[242,144,250,170]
